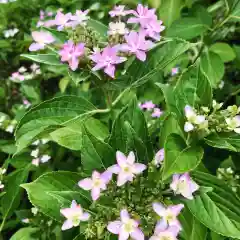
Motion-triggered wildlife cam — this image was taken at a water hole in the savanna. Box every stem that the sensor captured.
[224,87,240,105]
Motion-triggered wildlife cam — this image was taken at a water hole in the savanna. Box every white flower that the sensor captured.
[18,66,27,73]
[184,122,194,132]
[226,115,240,134]
[3,28,19,38]
[31,149,39,158]
[226,167,234,174]
[0,181,4,189]
[6,125,14,133]
[21,218,30,223]
[218,81,225,89]
[32,140,40,146]
[212,100,223,110]
[30,63,40,72]
[40,155,51,163]
[108,22,128,35]
[31,207,38,215]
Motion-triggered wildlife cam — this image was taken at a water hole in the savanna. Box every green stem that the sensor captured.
[224,87,240,105]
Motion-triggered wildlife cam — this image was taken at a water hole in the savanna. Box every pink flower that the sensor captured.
[36,21,44,28]
[10,72,24,81]
[143,19,165,41]
[153,203,184,231]
[54,11,72,31]
[23,99,31,108]
[59,41,85,71]
[90,46,126,78]
[109,5,129,17]
[40,10,45,20]
[171,67,179,76]
[108,151,146,186]
[78,170,112,201]
[60,200,90,231]
[128,4,157,27]
[44,20,57,27]
[170,173,199,200]
[150,220,179,240]
[69,10,89,28]
[152,108,163,118]
[121,31,153,61]
[29,31,55,52]
[141,101,155,110]
[107,209,144,240]
[154,149,164,166]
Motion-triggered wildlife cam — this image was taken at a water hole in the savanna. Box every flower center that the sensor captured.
[123,219,135,233]
[165,213,175,223]
[93,178,102,187]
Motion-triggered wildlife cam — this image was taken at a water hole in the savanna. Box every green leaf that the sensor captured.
[42,27,67,43]
[191,5,212,26]
[184,192,240,239]
[210,232,225,240]
[210,43,236,62]
[1,167,30,226]
[228,0,240,22]
[200,51,225,87]
[10,227,40,240]
[68,70,90,85]
[87,19,107,41]
[21,54,62,66]
[15,96,96,153]
[59,77,70,93]
[50,117,109,151]
[126,39,192,88]
[205,132,240,152]
[21,171,91,221]
[166,18,207,40]
[81,127,115,173]
[158,0,185,27]
[163,134,203,180]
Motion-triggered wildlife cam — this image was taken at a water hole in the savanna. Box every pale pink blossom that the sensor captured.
[54,11,72,31]
[109,5,129,17]
[29,31,55,52]
[60,200,90,231]
[108,22,128,36]
[90,46,126,78]
[154,149,164,166]
[59,41,85,71]
[153,203,184,231]
[121,31,153,61]
[10,72,24,81]
[171,67,179,76]
[170,173,199,200]
[108,151,146,186]
[107,209,144,240]
[78,170,112,201]
[143,19,165,41]
[128,4,157,27]
[23,99,31,108]
[141,101,155,110]
[152,108,163,118]
[69,10,89,28]
[150,220,179,240]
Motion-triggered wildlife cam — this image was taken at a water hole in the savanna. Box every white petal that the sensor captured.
[61,220,73,231]
[184,122,194,132]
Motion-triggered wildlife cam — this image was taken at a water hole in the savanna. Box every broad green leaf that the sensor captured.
[87,19,108,41]
[191,5,212,26]
[163,134,203,180]
[81,127,115,173]
[200,51,225,87]
[126,39,192,88]
[50,117,109,151]
[21,54,62,66]
[210,43,236,62]
[10,227,40,240]
[184,192,240,239]
[158,0,185,27]
[1,167,30,226]
[21,171,91,221]
[68,70,90,85]
[210,232,225,240]
[15,96,96,153]
[166,18,207,40]
[205,132,240,152]
[179,207,208,240]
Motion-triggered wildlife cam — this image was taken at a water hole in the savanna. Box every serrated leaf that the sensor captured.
[21,54,62,66]
[21,171,91,221]
[163,134,203,180]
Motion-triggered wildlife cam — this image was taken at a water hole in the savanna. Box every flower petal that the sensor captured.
[108,164,121,174]
[29,43,45,52]
[107,220,122,234]
[61,219,73,231]
[120,209,130,222]
[116,151,127,166]
[91,187,101,201]
[136,50,146,61]
[169,204,184,216]
[152,202,165,216]
[133,163,146,174]
[79,212,90,221]
[130,228,144,240]
[154,219,168,234]
[127,151,135,164]
[78,178,92,190]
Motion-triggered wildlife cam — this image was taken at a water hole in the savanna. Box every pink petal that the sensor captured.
[190,179,199,193]
[79,212,90,221]
[29,43,45,52]
[69,57,79,71]
[101,170,112,184]
[168,226,180,237]
[91,187,100,201]
[169,204,184,216]
[71,200,77,208]
[116,151,127,166]
[127,151,135,164]
[136,50,146,61]
[60,208,75,218]
[152,202,165,216]
[78,178,92,190]
[154,219,168,234]
[119,229,130,240]
[108,164,120,174]
[133,163,146,174]
[120,209,130,222]
[117,172,130,186]
[92,62,106,71]
[107,220,122,234]
[130,229,144,240]
[104,65,115,78]
[61,219,73,230]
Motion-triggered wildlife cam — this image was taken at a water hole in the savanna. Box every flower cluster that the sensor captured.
[139,100,164,118]
[10,64,41,82]
[60,150,199,239]
[29,4,165,78]
[0,116,17,133]
[217,167,240,193]
[3,28,18,38]
[184,101,240,135]
[30,139,51,166]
